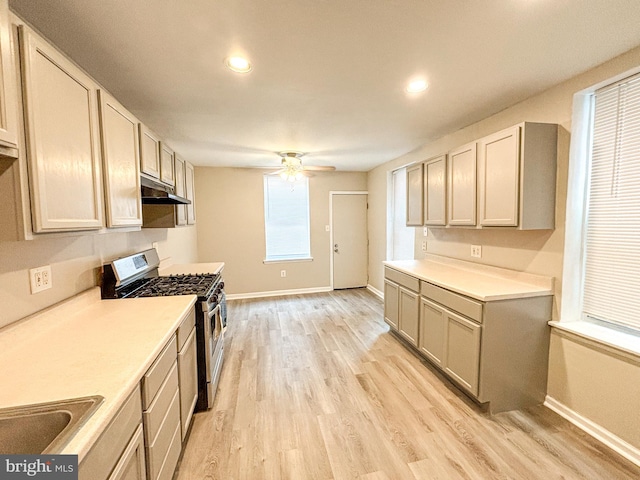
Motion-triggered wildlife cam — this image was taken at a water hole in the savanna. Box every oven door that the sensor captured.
[203,303,224,408]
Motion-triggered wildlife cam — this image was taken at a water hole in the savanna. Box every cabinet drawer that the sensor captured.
[146,392,180,480]
[420,281,483,323]
[384,267,419,292]
[79,386,142,480]
[143,361,179,445]
[176,309,195,352]
[156,422,182,480]
[142,337,177,409]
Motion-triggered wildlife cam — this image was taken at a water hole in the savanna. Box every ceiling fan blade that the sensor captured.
[303,165,336,171]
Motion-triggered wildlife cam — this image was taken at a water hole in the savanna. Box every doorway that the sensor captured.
[330,191,368,289]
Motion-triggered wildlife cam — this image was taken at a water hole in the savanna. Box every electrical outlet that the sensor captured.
[29,265,52,294]
[152,242,159,252]
[280,270,286,278]
[421,240,427,252]
[471,245,482,258]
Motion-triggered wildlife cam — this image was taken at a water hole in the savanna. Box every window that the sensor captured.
[389,167,415,260]
[264,175,311,262]
[581,72,640,331]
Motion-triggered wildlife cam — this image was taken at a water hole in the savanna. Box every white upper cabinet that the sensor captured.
[447,142,477,226]
[423,155,446,226]
[185,161,196,225]
[173,154,187,226]
[98,90,142,228]
[159,142,175,186]
[139,123,161,179]
[478,126,520,226]
[478,122,557,230]
[406,163,423,226]
[19,25,104,232]
[0,0,17,152]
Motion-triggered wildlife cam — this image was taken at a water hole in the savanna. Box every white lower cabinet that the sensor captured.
[142,338,181,480]
[419,297,481,396]
[383,279,399,330]
[79,387,145,480]
[177,310,198,441]
[398,286,419,347]
[108,424,147,480]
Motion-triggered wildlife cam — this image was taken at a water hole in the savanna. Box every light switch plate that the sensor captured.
[423,227,428,236]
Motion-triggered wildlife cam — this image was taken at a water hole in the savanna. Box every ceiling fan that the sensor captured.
[268,151,336,181]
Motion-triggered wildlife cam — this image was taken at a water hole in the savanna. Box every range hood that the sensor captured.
[140,176,190,205]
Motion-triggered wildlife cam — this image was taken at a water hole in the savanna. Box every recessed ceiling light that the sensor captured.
[406,79,428,93]
[225,56,252,73]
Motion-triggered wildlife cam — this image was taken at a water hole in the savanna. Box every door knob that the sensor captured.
[334,243,339,253]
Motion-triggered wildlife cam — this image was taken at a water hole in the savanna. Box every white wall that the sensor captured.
[0,225,197,328]
[194,167,367,296]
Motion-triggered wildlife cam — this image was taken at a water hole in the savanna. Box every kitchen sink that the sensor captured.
[0,395,104,454]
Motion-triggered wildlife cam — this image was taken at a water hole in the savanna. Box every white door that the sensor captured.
[332,193,368,289]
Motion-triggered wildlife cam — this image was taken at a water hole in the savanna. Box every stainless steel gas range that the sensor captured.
[101,248,226,411]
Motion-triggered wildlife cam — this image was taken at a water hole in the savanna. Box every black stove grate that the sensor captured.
[119,274,218,299]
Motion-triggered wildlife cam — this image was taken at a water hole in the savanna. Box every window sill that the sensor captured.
[549,320,640,359]
[263,257,313,264]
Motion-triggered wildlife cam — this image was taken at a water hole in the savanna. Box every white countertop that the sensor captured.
[159,262,224,276]
[384,255,553,301]
[0,287,196,461]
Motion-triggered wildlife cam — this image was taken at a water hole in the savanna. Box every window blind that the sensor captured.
[264,176,311,261]
[391,168,415,260]
[583,72,640,331]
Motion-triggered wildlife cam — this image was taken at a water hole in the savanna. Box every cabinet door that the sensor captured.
[445,310,481,396]
[419,297,446,367]
[139,124,161,179]
[0,0,17,150]
[159,142,175,186]
[178,328,198,441]
[398,286,419,346]
[478,125,520,226]
[383,279,399,330]
[98,90,142,228]
[447,142,477,226]
[406,163,423,226]
[423,155,446,226]
[108,424,146,480]
[173,154,187,226]
[19,25,104,232]
[185,161,196,224]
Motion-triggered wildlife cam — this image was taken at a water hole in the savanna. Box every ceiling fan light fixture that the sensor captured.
[225,56,252,73]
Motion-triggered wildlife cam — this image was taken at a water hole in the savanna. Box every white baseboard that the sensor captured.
[544,396,640,467]
[226,286,332,301]
[367,284,383,300]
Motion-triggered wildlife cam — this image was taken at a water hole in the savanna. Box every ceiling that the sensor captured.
[9,0,640,171]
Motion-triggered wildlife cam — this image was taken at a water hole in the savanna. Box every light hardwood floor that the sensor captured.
[175,289,640,480]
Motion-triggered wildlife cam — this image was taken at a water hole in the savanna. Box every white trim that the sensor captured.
[544,396,640,468]
[226,286,332,300]
[329,191,368,290]
[263,257,313,264]
[367,284,383,300]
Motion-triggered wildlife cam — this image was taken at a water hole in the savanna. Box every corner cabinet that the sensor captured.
[18,24,104,232]
[447,142,477,226]
[478,122,557,229]
[405,163,423,226]
[98,90,142,228]
[0,0,17,153]
[185,161,196,225]
[423,155,446,226]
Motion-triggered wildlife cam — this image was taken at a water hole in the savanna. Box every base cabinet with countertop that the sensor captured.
[176,308,198,441]
[383,267,419,347]
[384,258,553,413]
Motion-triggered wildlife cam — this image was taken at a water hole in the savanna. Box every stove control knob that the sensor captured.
[219,281,225,289]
